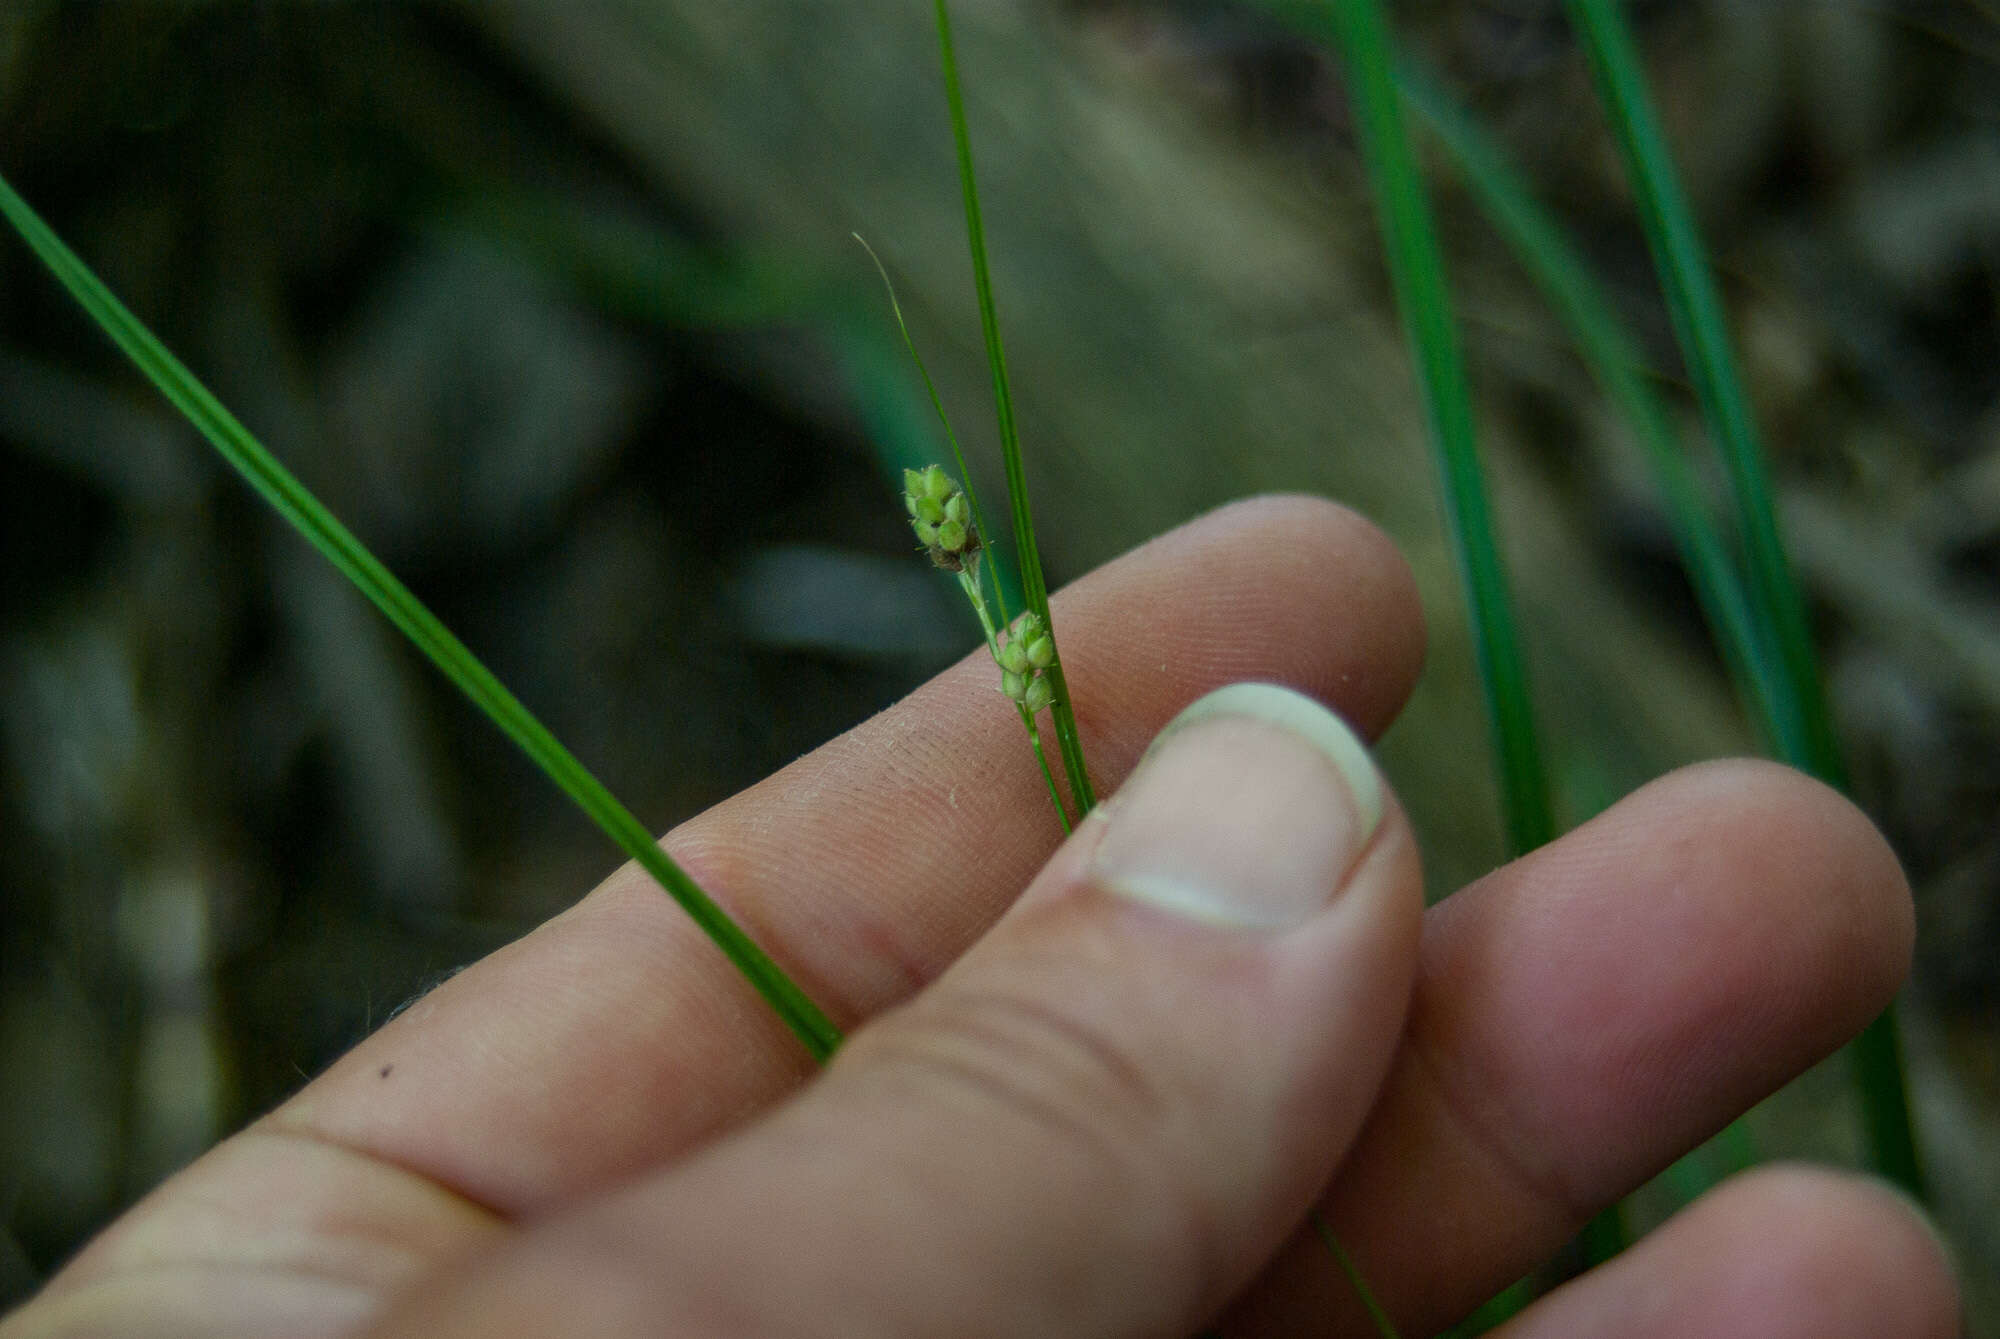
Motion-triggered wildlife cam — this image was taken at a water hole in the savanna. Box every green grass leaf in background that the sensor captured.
[1393,55,1796,767]
[0,168,843,1064]
[1298,0,1557,863]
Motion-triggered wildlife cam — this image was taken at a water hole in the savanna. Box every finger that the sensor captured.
[1224,759,1916,1336]
[1491,1166,1959,1339]
[368,685,1425,1339]
[261,495,1424,1215]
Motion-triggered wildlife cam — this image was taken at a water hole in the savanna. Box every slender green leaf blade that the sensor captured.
[0,169,840,1062]
[932,0,1096,815]
[1302,0,1555,858]
[1393,56,1799,766]
[1558,0,1839,784]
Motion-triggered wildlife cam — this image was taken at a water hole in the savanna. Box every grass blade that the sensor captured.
[1557,0,1923,1196]
[1297,0,1556,859]
[0,169,842,1063]
[1312,1212,1403,1339]
[1393,56,1799,765]
[1557,0,1839,781]
[932,0,1097,816]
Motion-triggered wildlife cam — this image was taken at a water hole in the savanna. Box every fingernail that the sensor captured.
[1090,683,1383,929]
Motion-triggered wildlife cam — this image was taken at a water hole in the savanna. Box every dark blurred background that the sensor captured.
[1,0,1995,1326]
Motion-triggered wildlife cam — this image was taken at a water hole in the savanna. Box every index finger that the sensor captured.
[271,495,1427,1214]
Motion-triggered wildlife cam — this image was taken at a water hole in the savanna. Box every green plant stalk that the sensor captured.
[1305,0,1555,860]
[1311,1212,1403,1339]
[932,0,1096,817]
[855,236,1073,829]
[1557,0,1922,1197]
[0,170,842,1064]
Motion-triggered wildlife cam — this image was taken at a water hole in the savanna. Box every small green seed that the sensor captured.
[998,640,1029,674]
[1023,676,1054,713]
[1025,636,1054,669]
[944,494,969,527]
[915,496,945,524]
[937,519,968,552]
[1001,668,1027,702]
[922,465,954,502]
[912,518,939,547]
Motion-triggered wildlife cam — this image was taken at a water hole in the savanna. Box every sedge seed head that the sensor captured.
[902,464,980,571]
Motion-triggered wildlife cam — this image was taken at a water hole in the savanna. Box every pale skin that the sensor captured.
[1,497,1959,1337]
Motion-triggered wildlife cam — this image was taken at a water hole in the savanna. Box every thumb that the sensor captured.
[373,683,1424,1339]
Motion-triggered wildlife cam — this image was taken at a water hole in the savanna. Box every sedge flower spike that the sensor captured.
[903,465,980,571]
[999,610,1056,714]
[892,463,1070,832]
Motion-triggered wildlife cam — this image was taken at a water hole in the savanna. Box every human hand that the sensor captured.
[2,498,1957,1338]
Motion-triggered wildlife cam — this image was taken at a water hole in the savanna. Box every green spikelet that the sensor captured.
[998,610,1055,716]
[902,465,981,571]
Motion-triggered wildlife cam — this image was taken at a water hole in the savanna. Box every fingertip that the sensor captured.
[1495,1165,1962,1339]
[1634,758,1915,1012]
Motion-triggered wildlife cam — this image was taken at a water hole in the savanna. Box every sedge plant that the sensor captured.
[0,0,1931,1330]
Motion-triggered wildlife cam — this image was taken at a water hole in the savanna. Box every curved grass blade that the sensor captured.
[1557,0,1923,1197]
[932,0,1097,816]
[0,169,842,1063]
[1297,0,1555,860]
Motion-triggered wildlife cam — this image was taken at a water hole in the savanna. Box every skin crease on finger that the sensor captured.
[7,496,1427,1338]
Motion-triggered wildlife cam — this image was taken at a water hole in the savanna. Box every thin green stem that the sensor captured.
[932,0,1096,817]
[1310,1213,1403,1339]
[0,169,841,1063]
[1020,715,1071,836]
[1558,0,1922,1197]
[1303,0,1555,858]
